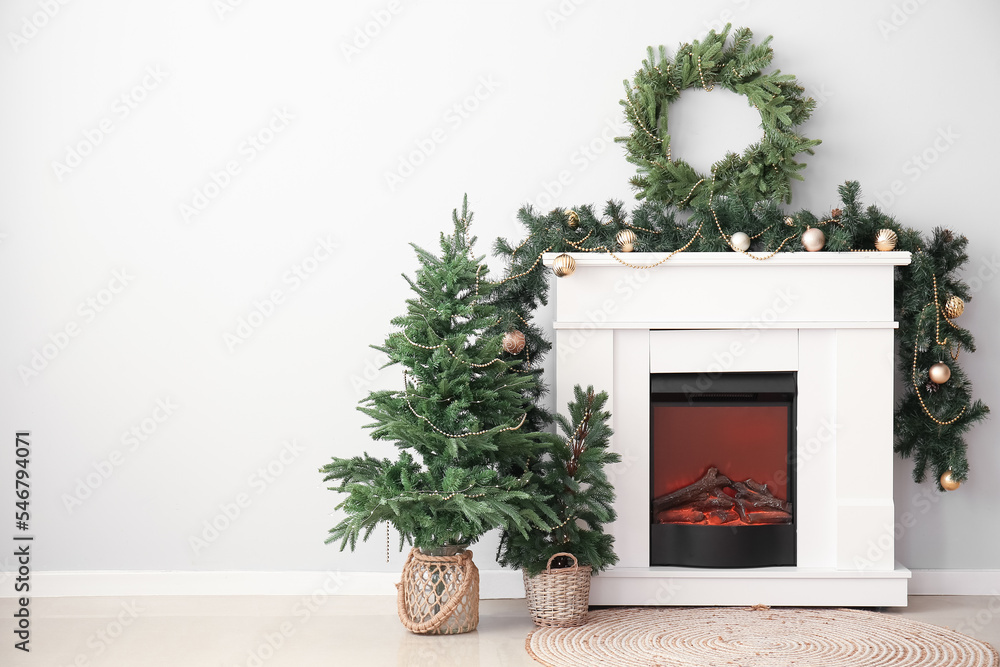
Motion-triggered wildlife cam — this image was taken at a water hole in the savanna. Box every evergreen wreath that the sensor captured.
[617,25,821,209]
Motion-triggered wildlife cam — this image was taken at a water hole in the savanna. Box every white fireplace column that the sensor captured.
[546,252,911,607]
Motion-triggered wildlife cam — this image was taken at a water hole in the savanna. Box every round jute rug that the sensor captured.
[526,607,999,667]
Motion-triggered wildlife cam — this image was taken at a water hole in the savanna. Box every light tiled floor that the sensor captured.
[1,595,997,666]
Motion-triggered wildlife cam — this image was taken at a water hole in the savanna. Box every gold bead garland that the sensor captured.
[624,93,662,145]
[396,332,504,368]
[403,371,527,438]
[492,243,554,285]
[696,54,714,92]
[909,311,967,426]
[509,232,536,262]
[678,178,706,207]
[708,183,796,260]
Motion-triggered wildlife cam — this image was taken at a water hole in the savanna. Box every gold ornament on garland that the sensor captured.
[502,330,526,355]
[929,362,951,385]
[784,216,795,227]
[565,209,579,229]
[552,253,576,278]
[616,229,637,252]
[940,470,961,491]
[730,232,751,252]
[944,295,965,319]
[801,227,825,252]
[875,228,898,251]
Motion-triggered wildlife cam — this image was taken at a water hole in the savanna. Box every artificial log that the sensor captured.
[652,467,732,514]
[744,510,793,525]
[691,495,736,512]
[657,509,705,523]
[732,480,790,513]
[707,509,738,524]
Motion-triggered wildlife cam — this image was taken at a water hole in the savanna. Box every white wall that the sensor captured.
[0,0,997,582]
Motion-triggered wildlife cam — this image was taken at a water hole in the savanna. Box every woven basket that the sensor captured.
[523,552,592,628]
[396,546,479,635]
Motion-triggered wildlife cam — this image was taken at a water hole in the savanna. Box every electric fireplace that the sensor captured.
[545,251,912,606]
[650,373,795,567]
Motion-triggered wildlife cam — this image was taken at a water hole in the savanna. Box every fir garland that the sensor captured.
[490,182,988,491]
[617,25,821,210]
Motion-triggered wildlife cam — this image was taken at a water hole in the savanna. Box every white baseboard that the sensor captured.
[4,568,997,599]
[908,570,1000,596]
[0,569,527,599]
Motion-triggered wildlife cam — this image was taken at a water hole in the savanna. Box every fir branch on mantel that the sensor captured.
[490,181,988,490]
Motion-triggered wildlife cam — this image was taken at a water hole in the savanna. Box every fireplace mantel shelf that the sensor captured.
[553,320,899,330]
[543,251,912,267]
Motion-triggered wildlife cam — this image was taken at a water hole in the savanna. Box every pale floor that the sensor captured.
[1,595,998,666]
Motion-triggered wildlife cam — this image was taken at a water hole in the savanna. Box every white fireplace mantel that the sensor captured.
[544,251,912,607]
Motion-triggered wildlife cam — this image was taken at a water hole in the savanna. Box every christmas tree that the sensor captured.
[321,198,557,551]
[498,385,620,576]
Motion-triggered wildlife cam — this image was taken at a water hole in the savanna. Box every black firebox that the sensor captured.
[650,372,796,568]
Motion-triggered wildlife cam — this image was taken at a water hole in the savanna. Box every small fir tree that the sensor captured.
[321,198,557,551]
[498,386,620,576]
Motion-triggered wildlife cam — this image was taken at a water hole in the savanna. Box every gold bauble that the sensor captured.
[944,295,965,319]
[801,227,825,252]
[940,470,961,491]
[929,362,951,384]
[875,228,898,251]
[565,209,579,229]
[730,232,751,252]
[552,253,576,278]
[784,216,795,227]
[616,229,637,252]
[502,330,526,355]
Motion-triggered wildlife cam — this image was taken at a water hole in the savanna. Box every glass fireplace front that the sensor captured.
[650,372,796,568]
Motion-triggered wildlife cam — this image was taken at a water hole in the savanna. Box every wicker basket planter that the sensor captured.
[523,552,592,627]
[396,545,480,635]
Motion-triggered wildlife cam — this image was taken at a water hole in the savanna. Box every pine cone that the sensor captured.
[924,381,940,394]
[831,208,842,219]
[942,229,954,243]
